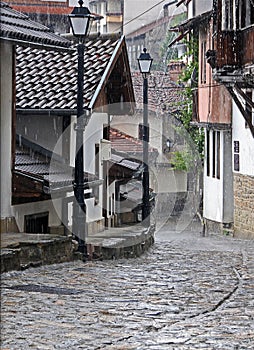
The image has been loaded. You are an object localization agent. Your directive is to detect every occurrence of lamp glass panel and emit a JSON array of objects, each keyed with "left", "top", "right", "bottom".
[
  {"left": 70, "top": 16, "right": 89, "bottom": 36},
  {"left": 138, "top": 60, "right": 152, "bottom": 73}
]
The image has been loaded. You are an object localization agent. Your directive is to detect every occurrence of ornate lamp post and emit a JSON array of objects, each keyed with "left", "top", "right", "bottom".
[
  {"left": 137, "top": 48, "right": 153, "bottom": 226},
  {"left": 68, "top": 0, "right": 95, "bottom": 259}
]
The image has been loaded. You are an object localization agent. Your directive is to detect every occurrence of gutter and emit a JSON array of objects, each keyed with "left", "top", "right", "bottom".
[
  {"left": 190, "top": 121, "right": 231, "bottom": 130},
  {"left": 0, "top": 36, "right": 73, "bottom": 52},
  {"left": 16, "top": 109, "right": 75, "bottom": 116},
  {"left": 45, "top": 179, "right": 104, "bottom": 194},
  {"left": 13, "top": 170, "right": 44, "bottom": 184}
]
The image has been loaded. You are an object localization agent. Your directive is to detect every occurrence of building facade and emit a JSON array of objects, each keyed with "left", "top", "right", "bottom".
[
  {"left": 212, "top": 0, "right": 254, "bottom": 237},
  {"left": 173, "top": 0, "right": 254, "bottom": 236},
  {"left": 0, "top": 1, "right": 71, "bottom": 232}
]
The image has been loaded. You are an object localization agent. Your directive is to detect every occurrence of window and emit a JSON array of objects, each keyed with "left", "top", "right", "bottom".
[
  {"left": 212, "top": 131, "right": 216, "bottom": 178},
  {"left": 207, "top": 130, "right": 220, "bottom": 179},
  {"left": 216, "top": 131, "right": 220, "bottom": 179},
  {"left": 245, "top": 90, "right": 253, "bottom": 128},
  {"left": 201, "top": 41, "right": 207, "bottom": 84},
  {"left": 239, "top": 0, "right": 254, "bottom": 28},
  {"left": 222, "top": 0, "right": 234, "bottom": 29},
  {"left": 25, "top": 212, "right": 49, "bottom": 233},
  {"left": 94, "top": 144, "right": 100, "bottom": 205},
  {"left": 206, "top": 129, "right": 210, "bottom": 176}
]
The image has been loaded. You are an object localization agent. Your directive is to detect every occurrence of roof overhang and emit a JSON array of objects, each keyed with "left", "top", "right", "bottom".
[
  {"left": 16, "top": 109, "right": 76, "bottom": 116},
  {"left": 0, "top": 36, "right": 72, "bottom": 51},
  {"left": 190, "top": 121, "right": 231, "bottom": 130},
  {"left": 0, "top": 2, "right": 71, "bottom": 51},
  {"left": 15, "top": 35, "right": 135, "bottom": 116},
  {"left": 89, "top": 35, "right": 136, "bottom": 115},
  {"left": 168, "top": 10, "right": 212, "bottom": 48},
  {"left": 169, "top": 10, "right": 212, "bottom": 32}
]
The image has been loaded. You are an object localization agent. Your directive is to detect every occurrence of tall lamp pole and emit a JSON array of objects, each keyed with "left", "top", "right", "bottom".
[
  {"left": 137, "top": 48, "right": 153, "bottom": 226},
  {"left": 68, "top": 0, "right": 95, "bottom": 259}
]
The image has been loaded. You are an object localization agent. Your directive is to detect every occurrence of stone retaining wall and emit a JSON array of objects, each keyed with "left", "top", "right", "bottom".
[
  {"left": 234, "top": 173, "right": 254, "bottom": 238},
  {"left": 1, "top": 236, "right": 75, "bottom": 273}
]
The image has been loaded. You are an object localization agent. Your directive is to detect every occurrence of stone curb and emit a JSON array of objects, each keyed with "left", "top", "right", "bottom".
[
  {"left": 87, "top": 225, "right": 155, "bottom": 260},
  {"left": 1, "top": 235, "right": 74, "bottom": 273},
  {"left": 1, "top": 225, "right": 155, "bottom": 272}
]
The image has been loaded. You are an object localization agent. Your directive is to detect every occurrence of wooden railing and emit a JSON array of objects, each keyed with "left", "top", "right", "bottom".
[
  {"left": 215, "top": 26, "right": 254, "bottom": 69},
  {"left": 240, "top": 26, "right": 254, "bottom": 66},
  {"left": 215, "top": 30, "right": 241, "bottom": 68}
]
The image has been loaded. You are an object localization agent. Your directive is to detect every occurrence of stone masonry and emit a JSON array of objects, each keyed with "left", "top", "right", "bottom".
[{"left": 234, "top": 173, "right": 254, "bottom": 238}]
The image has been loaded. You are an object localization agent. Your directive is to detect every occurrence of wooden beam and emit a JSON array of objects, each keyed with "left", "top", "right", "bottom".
[
  {"left": 227, "top": 86, "right": 254, "bottom": 137},
  {"left": 235, "top": 84, "right": 254, "bottom": 109}
]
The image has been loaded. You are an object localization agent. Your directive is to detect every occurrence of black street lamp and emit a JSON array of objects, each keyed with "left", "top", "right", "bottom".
[
  {"left": 68, "top": 0, "right": 95, "bottom": 259},
  {"left": 137, "top": 48, "right": 153, "bottom": 226}
]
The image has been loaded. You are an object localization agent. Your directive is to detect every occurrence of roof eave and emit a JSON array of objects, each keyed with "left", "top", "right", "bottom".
[
  {"left": 89, "top": 35, "right": 135, "bottom": 113},
  {"left": 170, "top": 10, "right": 212, "bottom": 32},
  {"left": 16, "top": 108, "right": 76, "bottom": 116},
  {"left": 0, "top": 36, "right": 72, "bottom": 51},
  {"left": 89, "top": 35, "right": 125, "bottom": 110}
]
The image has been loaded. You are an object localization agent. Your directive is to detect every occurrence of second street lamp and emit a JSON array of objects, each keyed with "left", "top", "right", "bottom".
[
  {"left": 137, "top": 48, "right": 153, "bottom": 226},
  {"left": 68, "top": 0, "right": 95, "bottom": 260}
]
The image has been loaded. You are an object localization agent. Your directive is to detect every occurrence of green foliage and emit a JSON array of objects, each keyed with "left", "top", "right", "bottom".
[
  {"left": 170, "top": 150, "right": 192, "bottom": 171},
  {"left": 159, "top": 12, "right": 187, "bottom": 65},
  {"left": 171, "top": 37, "right": 205, "bottom": 170}
]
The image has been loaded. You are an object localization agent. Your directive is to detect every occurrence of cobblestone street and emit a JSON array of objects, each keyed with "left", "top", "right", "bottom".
[{"left": 1, "top": 224, "right": 254, "bottom": 349}]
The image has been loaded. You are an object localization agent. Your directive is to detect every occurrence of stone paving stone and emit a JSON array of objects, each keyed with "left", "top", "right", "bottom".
[{"left": 1, "top": 228, "right": 254, "bottom": 349}]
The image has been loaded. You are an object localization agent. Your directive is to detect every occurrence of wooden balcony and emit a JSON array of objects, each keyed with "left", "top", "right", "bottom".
[
  {"left": 241, "top": 26, "right": 254, "bottom": 66},
  {"left": 215, "top": 26, "right": 254, "bottom": 69},
  {"left": 215, "top": 30, "right": 241, "bottom": 68}
]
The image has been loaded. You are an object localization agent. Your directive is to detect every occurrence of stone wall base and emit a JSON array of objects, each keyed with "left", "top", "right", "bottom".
[
  {"left": 0, "top": 217, "right": 19, "bottom": 233},
  {"left": 204, "top": 218, "right": 234, "bottom": 236},
  {"left": 87, "top": 218, "right": 105, "bottom": 235},
  {"left": 234, "top": 173, "right": 254, "bottom": 239},
  {"left": 120, "top": 211, "right": 137, "bottom": 224},
  {"left": 1, "top": 235, "right": 74, "bottom": 273}
]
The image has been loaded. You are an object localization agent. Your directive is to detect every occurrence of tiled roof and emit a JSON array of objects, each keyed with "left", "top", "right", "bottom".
[
  {"left": 109, "top": 127, "right": 158, "bottom": 155},
  {"left": 4, "top": 0, "right": 71, "bottom": 15},
  {"left": 132, "top": 71, "right": 185, "bottom": 114},
  {"left": 111, "top": 154, "right": 141, "bottom": 171},
  {"left": 0, "top": 2, "right": 71, "bottom": 48},
  {"left": 15, "top": 35, "right": 122, "bottom": 110},
  {"left": 15, "top": 147, "right": 99, "bottom": 192}
]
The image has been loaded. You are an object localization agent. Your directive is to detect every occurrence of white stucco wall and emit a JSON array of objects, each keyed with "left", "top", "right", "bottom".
[
  {"left": 84, "top": 112, "right": 108, "bottom": 173},
  {"left": 0, "top": 42, "right": 13, "bottom": 219},
  {"left": 123, "top": 0, "right": 185, "bottom": 36},
  {"left": 203, "top": 129, "right": 234, "bottom": 223},
  {"left": 12, "top": 199, "right": 62, "bottom": 232},
  {"left": 109, "top": 181, "right": 116, "bottom": 216},
  {"left": 83, "top": 112, "right": 107, "bottom": 221},
  {"left": 188, "top": 0, "right": 213, "bottom": 19},
  {"left": 152, "top": 168, "right": 187, "bottom": 194},
  {"left": 232, "top": 98, "right": 254, "bottom": 176},
  {"left": 204, "top": 173, "right": 224, "bottom": 223}
]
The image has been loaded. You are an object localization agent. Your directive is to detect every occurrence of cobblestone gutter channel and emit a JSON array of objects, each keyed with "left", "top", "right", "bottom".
[{"left": 1, "top": 229, "right": 253, "bottom": 349}]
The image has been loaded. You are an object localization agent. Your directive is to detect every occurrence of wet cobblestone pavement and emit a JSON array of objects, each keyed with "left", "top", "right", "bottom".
[{"left": 1, "top": 225, "right": 254, "bottom": 349}]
